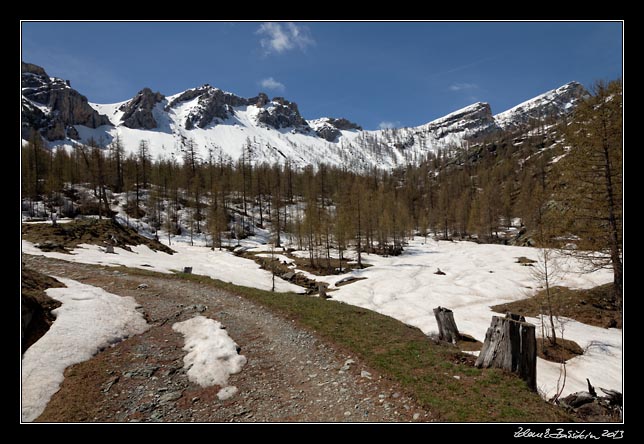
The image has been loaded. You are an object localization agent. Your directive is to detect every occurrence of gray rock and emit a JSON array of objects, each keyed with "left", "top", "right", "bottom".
[
  {"left": 119, "top": 88, "right": 165, "bottom": 129},
  {"left": 159, "top": 390, "right": 183, "bottom": 405},
  {"left": 21, "top": 62, "right": 112, "bottom": 141},
  {"left": 561, "top": 391, "right": 595, "bottom": 408},
  {"left": 257, "top": 97, "right": 310, "bottom": 130}
]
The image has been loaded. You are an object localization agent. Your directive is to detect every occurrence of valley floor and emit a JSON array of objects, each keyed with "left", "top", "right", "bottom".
[
  {"left": 22, "top": 254, "right": 430, "bottom": 423},
  {"left": 22, "top": 232, "right": 621, "bottom": 402}
]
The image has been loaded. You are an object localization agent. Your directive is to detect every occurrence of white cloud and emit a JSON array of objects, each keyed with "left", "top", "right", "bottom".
[
  {"left": 259, "top": 77, "right": 285, "bottom": 92},
  {"left": 378, "top": 121, "right": 400, "bottom": 130},
  {"left": 448, "top": 82, "right": 478, "bottom": 92},
  {"left": 257, "top": 22, "right": 315, "bottom": 55}
]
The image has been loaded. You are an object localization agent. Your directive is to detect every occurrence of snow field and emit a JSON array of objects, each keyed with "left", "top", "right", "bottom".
[{"left": 21, "top": 278, "right": 149, "bottom": 422}]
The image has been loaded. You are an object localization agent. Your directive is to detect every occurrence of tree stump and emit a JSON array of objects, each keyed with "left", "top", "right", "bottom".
[
  {"left": 105, "top": 245, "right": 115, "bottom": 254},
  {"left": 433, "top": 306, "right": 460, "bottom": 344},
  {"left": 318, "top": 283, "right": 329, "bottom": 299},
  {"left": 475, "top": 313, "right": 537, "bottom": 391}
]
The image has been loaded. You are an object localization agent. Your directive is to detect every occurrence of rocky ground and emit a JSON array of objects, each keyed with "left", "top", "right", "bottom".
[{"left": 23, "top": 254, "right": 433, "bottom": 423}]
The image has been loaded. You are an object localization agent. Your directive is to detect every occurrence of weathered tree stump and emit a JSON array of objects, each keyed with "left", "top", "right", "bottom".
[
  {"left": 475, "top": 313, "right": 537, "bottom": 391},
  {"left": 433, "top": 306, "right": 460, "bottom": 344},
  {"left": 105, "top": 245, "right": 115, "bottom": 254},
  {"left": 183, "top": 267, "right": 192, "bottom": 274}
]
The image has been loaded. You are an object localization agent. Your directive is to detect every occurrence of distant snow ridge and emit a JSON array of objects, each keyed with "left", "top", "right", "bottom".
[
  {"left": 172, "top": 316, "right": 247, "bottom": 391},
  {"left": 21, "top": 61, "right": 586, "bottom": 170},
  {"left": 21, "top": 278, "right": 149, "bottom": 422}
]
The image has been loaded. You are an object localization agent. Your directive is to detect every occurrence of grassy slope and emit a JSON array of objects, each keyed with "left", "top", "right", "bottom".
[
  {"left": 492, "top": 284, "right": 621, "bottom": 329},
  {"left": 121, "top": 267, "right": 571, "bottom": 422}
]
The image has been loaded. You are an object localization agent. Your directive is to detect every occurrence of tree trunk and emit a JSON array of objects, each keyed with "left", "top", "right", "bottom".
[
  {"left": 433, "top": 306, "right": 460, "bottom": 344},
  {"left": 475, "top": 313, "right": 537, "bottom": 391}
]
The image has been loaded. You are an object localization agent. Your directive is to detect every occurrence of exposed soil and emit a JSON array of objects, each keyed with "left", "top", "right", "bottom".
[
  {"left": 22, "top": 219, "right": 175, "bottom": 255},
  {"left": 491, "top": 284, "right": 621, "bottom": 329},
  {"left": 23, "top": 254, "right": 432, "bottom": 423},
  {"left": 21, "top": 267, "right": 65, "bottom": 353},
  {"left": 537, "top": 337, "right": 584, "bottom": 363}
]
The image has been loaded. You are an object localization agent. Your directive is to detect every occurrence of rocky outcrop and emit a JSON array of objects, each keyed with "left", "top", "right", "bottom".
[
  {"left": 424, "top": 102, "right": 499, "bottom": 140},
  {"left": 257, "top": 97, "right": 309, "bottom": 130},
  {"left": 310, "top": 117, "right": 362, "bottom": 141},
  {"left": 495, "top": 82, "right": 587, "bottom": 131},
  {"left": 119, "top": 88, "right": 165, "bottom": 129},
  {"left": 21, "top": 62, "right": 112, "bottom": 141},
  {"left": 170, "top": 85, "right": 249, "bottom": 130}
]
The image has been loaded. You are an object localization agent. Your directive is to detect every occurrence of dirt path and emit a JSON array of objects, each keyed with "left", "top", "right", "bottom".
[{"left": 23, "top": 254, "right": 433, "bottom": 423}]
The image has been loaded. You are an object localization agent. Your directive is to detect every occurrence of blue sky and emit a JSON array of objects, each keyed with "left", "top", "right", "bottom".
[{"left": 21, "top": 21, "right": 622, "bottom": 130}]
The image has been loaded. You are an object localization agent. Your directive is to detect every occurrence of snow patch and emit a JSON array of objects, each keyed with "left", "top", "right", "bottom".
[
  {"left": 172, "top": 316, "right": 247, "bottom": 388},
  {"left": 21, "top": 278, "right": 149, "bottom": 422},
  {"left": 217, "top": 386, "right": 239, "bottom": 400}
]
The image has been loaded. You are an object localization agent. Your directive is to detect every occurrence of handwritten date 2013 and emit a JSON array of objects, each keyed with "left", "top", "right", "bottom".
[{"left": 514, "top": 427, "right": 624, "bottom": 439}]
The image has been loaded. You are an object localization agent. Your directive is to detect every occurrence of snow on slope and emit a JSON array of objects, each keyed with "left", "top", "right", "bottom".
[
  {"left": 494, "top": 82, "right": 585, "bottom": 130},
  {"left": 21, "top": 278, "right": 148, "bottom": 422},
  {"left": 307, "top": 238, "right": 619, "bottom": 399},
  {"left": 81, "top": 99, "right": 492, "bottom": 170},
  {"left": 21, "top": 240, "right": 302, "bottom": 293}
]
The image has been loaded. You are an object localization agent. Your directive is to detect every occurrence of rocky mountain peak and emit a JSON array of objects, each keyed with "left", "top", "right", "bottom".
[
  {"left": 495, "top": 81, "right": 587, "bottom": 130},
  {"left": 119, "top": 88, "right": 165, "bottom": 130},
  {"left": 21, "top": 61, "right": 111, "bottom": 141},
  {"left": 22, "top": 61, "right": 48, "bottom": 78}
]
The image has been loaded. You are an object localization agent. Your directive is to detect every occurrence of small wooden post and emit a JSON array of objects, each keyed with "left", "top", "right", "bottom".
[
  {"left": 475, "top": 313, "right": 537, "bottom": 391},
  {"left": 433, "top": 306, "right": 460, "bottom": 344}
]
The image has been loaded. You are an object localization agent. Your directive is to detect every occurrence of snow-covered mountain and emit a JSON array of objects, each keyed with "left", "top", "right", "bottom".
[{"left": 21, "top": 61, "right": 586, "bottom": 169}]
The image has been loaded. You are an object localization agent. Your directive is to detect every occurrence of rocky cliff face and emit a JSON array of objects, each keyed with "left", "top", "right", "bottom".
[
  {"left": 424, "top": 102, "right": 499, "bottom": 140},
  {"left": 119, "top": 88, "right": 165, "bottom": 129},
  {"left": 21, "top": 62, "right": 111, "bottom": 141},
  {"left": 256, "top": 97, "right": 310, "bottom": 131},
  {"left": 495, "top": 82, "right": 587, "bottom": 131}
]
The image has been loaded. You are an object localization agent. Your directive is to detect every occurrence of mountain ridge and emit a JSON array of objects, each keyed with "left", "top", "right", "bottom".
[{"left": 21, "top": 61, "right": 586, "bottom": 169}]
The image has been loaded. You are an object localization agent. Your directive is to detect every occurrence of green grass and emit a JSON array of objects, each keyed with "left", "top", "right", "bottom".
[{"left": 116, "top": 267, "right": 572, "bottom": 422}]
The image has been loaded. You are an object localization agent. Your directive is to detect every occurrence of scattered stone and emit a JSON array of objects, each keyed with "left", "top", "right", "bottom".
[
  {"left": 360, "top": 370, "right": 372, "bottom": 379},
  {"left": 344, "top": 411, "right": 351, "bottom": 417},
  {"left": 102, "top": 377, "right": 119, "bottom": 393},
  {"left": 413, "top": 413, "right": 421, "bottom": 420},
  {"left": 137, "top": 283, "right": 149, "bottom": 289},
  {"left": 453, "top": 375, "right": 461, "bottom": 380},
  {"left": 434, "top": 268, "right": 446, "bottom": 275},
  {"left": 158, "top": 390, "right": 183, "bottom": 405},
  {"left": 516, "top": 256, "right": 537, "bottom": 266}
]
